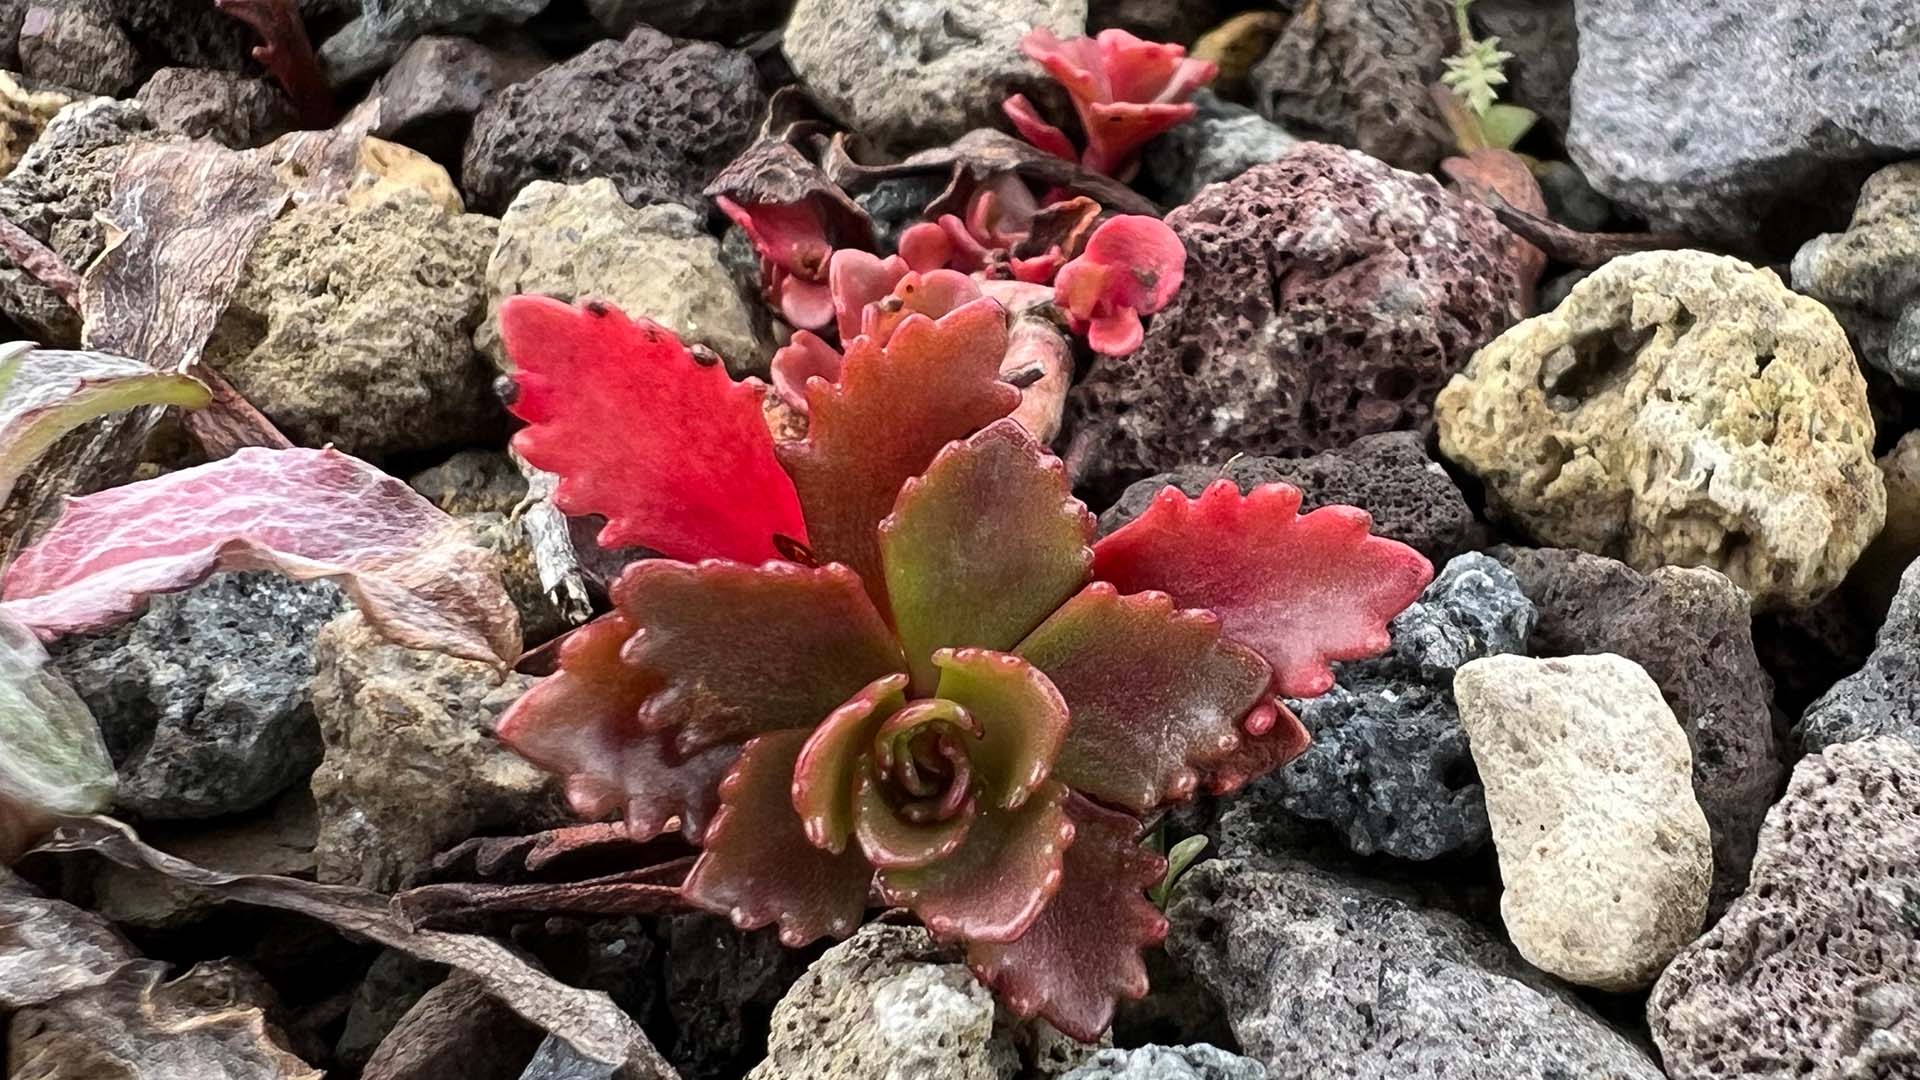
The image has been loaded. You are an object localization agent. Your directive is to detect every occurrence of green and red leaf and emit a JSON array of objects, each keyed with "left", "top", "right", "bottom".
[
  {"left": 876, "top": 779, "right": 1072, "bottom": 944},
  {"left": 967, "top": 794, "right": 1166, "bottom": 1042},
  {"left": 681, "top": 728, "right": 875, "bottom": 946},
  {"left": 931, "top": 648, "right": 1068, "bottom": 812},
  {"left": 792, "top": 673, "right": 910, "bottom": 854},
  {"left": 499, "top": 296, "right": 808, "bottom": 563},
  {"left": 852, "top": 768, "right": 977, "bottom": 870},
  {"left": 880, "top": 420, "right": 1093, "bottom": 693},
  {"left": 1091, "top": 481, "right": 1433, "bottom": 698},
  {"left": 1015, "top": 582, "right": 1272, "bottom": 813},
  {"left": 778, "top": 299, "right": 1018, "bottom": 614}
]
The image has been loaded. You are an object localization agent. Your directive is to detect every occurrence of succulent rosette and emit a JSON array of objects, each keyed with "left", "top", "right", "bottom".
[{"left": 493, "top": 293, "right": 1432, "bottom": 1038}]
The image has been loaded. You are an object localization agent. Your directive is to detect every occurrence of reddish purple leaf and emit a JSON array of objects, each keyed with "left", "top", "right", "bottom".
[
  {"left": 930, "top": 648, "right": 1069, "bottom": 812},
  {"left": 778, "top": 299, "right": 1019, "bottom": 614},
  {"left": 2, "top": 447, "right": 522, "bottom": 666},
  {"left": 1092, "top": 481, "right": 1434, "bottom": 698},
  {"left": 875, "top": 778, "right": 1072, "bottom": 944},
  {"left": 499, "top": 296, "right": 809, "bottom": 564},
  {"left": 968, "top": 794, "right": 1166, "bottom": 1042},
  {"left": 1191, "top": 697, "right": 1312, "bottom": 798},
  {"left": 852, "top": 767, "right": 976, "bottom": 870},
  {"left": 609, "top": 559, "right": 907, "bottom": 754},
  {"left": 1014, "top": 582, "right": 1272, "bottom": 813},
  {"left": 879, "top": 420, "right": 1093, "bottom": 693},
  {"left": 494, "top": 613, "right": 736, "bottom": 842},
  {"left": 792, "top": 673, "right": 910, "bottom": 854},
  {"left": 682, "top": 728, "right": 875, "bottom": 946}
]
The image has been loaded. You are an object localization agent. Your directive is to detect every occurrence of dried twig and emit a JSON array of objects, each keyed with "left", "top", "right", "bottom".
[{"left": 1475, "top": 189, "right": 1698, "bottom": 268}]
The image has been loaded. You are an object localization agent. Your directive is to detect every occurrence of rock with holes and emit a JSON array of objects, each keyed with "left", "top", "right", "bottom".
[
  {"left": 1165, "top": 858, "right": 1666, "bottom": 1079},
  {"left": 136, "top": 68, "right": 297, "bottom": 149},
  {"left": 1062, "top": 1044, "right": 1267, "bottom": 1080},
  {"left": 1436, "top": 250, "right": 1883, "bottom": 610},
  {"left": 1140, "top": 91, "right": 1298, "bottom": 208},
  {"left": 321, "top": 0, "right": 549, "bottom": 82},
  {"left": 1650, "top": 737, "right": 1920, "bottom": 1079},
  {"left": 1455, "top": 654, "right": 1712, "bottom": 991},
  {"left": 372, "top": 36, "right": 546, "bottom": 173},
  {"left": 784, "top": 0, "right": 1085, "bottom": 157},
  {"left": 462, "top": 26, "right": 764, "bottom": 215},
  {"left": 1221, "top": 553, "right": 1534, "bottom": 863},
  {"left": 1494, "top": 547, "right": 1780, "bottom": 919},
  {"left": 17, "top": 0, "right": 138, "bottom": 96},
  {"left": 1792, "top": 161, "right": 1920, "bottom": 390},
  {"left": 1067, "top": 143, "right": 1525, "bottom": 498}
]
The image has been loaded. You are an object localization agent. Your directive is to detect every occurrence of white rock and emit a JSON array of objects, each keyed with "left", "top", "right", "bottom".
[{"left": 1453, "top": 653, "right": 1711, "bottom": 990}]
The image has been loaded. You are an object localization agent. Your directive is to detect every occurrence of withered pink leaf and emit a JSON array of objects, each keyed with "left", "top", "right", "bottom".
[
  {"left": 778, "top": 299, "right": 1019, "bottom": 613},
  {"left": 500, "top": 296, "right": 809, "bottom": 563},
  {"left": 879, "top": 420, "right": 1093, "bottom": 692},
  {"left": 494, "top": 613, "right": 736, "bottom": 842},
  {"left": 1014, "top": 582, "right": 1271, "bottom": 812},
  {"left": 1, "top": 447, "right": 522, "bottom": 666},
  {"left": 930, "top": 648, "right": 1069, "bottom": 812},
  {"left": 0, "top": 344, "right": 211, "bottom": 505},
  {"left": 1092, "top": 481, "right": 1434, "bottom": 698},
  {"left": 875, "top": 778, "right": 1071, "bottom": 944},
  {"left": 792, "top": 673, "right": 910, "bottom": 854},
  {"left": 0, "top": 610, "right": 115, "bottom": 863},
  {"left": 682, "top": 728, "right": 875, "bottom": 946},
  {"left": 0, "top": 870, "right": 136, "bottom": 1008},
  {"left": 605, "top": 559, "right": 907, "bottom": 754},
  {"left": 967, "top": 794, "right": 1166, "bottom": 1042}
]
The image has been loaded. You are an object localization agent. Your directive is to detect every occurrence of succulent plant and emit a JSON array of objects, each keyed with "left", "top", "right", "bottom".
[
  {"left": 1004, "top": 28, "right": 1218, "bottom": 180},
  {"left": 492, "top": 290, "right": 1433, "bottom": 1038}
]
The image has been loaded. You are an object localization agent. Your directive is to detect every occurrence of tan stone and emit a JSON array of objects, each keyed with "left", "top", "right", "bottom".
[
  {"left": 0, "top": 72, "right": 71, "bottom": 178},
  {"left": 1454, "top": 653, "right": 1712, "bottom": 991},
  {"left": 1846, "top": 429, "right": 1920, "bottom": 621},
  {"left": 1436, "top": 250, "right": 1884, "bottom": 608}
]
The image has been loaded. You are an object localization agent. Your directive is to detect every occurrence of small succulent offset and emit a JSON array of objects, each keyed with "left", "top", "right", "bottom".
[
  {"left": 1439, "top": 0, "right": 1537, "bottom": 152},
  {"left": 493, "top": 288, "right": 1433, "bottom": 1038},
  {"left": 1004, "top": 28, "right": 1219, "bottom": 180}
]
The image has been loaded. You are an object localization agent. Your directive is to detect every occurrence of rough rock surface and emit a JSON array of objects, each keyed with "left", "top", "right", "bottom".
[
  {"left": 1455, "top": 654, "right": 1713, "bottom": 990},
  {"left": 360, "top": 974, "right": 542, "bottom": 1080},
  {"left": 748, "top": 924, "right": 1017, "bottom": 1080},
  {"left": 1495, "top": 548, "right": 1781, "bottom": 917},
  {"left": 204, "top": 190, "right": 504, "bottom": 461},
  {"left": 1166, "top": 858, "right": 1665, "bottom": 1079},
  {"left": 17, "top": 0, "right": 137, "bottom": 96},
  {"left": 108, "top": 0, "right": 254, "bottom": 73},
  {"left": 1230, "top": 554, "right": 1533, "bottom": 862},
  {"left": 1792, "top": 162, "right": 1920, "bottom": 389},
  {"left": 1650, "top": 738, "right": 1920, "bottom": 1080},
  {"left": 373, "top": 35, "right": 546, "bottom": 174},
  {"left": 585, "top": 0, "right": 789, "bottom": 37},
  {"left": 1568, "top": 0, "right": 1920, "bottom": 249},
  {"left": 322, "top": 0, "right": 548, "bottom": 82},
  {"left": 660, "top": 915, "right": 818, "bottom": 1080},
  {"left": 86, "top": 793, "right": 317, "bottom": 928},
  {"left": 463, "top": 27, "right": 764, "bottom": 215},
  {"left": 309, "top": 612, "right": 560, "bottom": 891},
  {"left": 0, "top": 97, "right": 154, "bottom": 345},
  {"left": 1436, "top": 250, "right": 1884, "bottom": 610},
  {"left": 50, "top": 573, "right": 347, "bottom": 822},
  {"left": 1848, "top": 430, "right": 1920, "bottom": 622},
  {"left": 1141, "top": 91, "right": 1298, "bottom": 207},
  {"left": 136, "top": 68, "right": 297, "bottom": 148},
  {"left": 1801, "top": 557, "right": 1920, "bottom": 753},
  {"left": 1098, "top": 430, "right": 1475, "bottom": 564},
  {"left": 784, "top": 0, "right": 1084, "bottom": 156},
  {"left": 1062, "top": 1045, "right": 1267, "bottom": 1080},
  {"left": 477, "top": 178, "right": 771, "bottom": 374},
  {"left": 1068, "top": 144, "right": 1525, "bottom": 497},
  {"left": 1248, "top": 0, "right": 1452, "bottom": 172}
]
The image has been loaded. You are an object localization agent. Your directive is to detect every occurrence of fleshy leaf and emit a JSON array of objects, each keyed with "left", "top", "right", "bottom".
[
  {"left": 1016, "top": 28, "right": 1217, "bottom": 177},
  {"left": 681, "top": 729, "right": 875, "bottom": 946},
  {"left": 1, "top": 447, "right": 522, "bottom": 666},
  {"left": 0, "top": 344, "right": 212, "bottom": 505},
  {"left": 769, "top": 330, "right": 843, "bottom": 414},
  {"left": 875, "top": 778, "right": 1072, "bottom": 944},
  {"left": 967, "top": 794, "right": 1166, "bottom": 1041},
  {"left": 852, "top": 767, "right": 976, "bottom": 870},
  {"left": 1189, "top": 697, "right": 1312, "bottom": 798},
  {"left": 499, "top": 296, "right": 808, "bottom": 563},
  {"left": 792, "top": 673, "right": 910, "bottom": 853},
  {"left": 1015, "top": 582, "right": 1272, "bottom": 812},
  {"left": 931, "top": 648, "right": 1068, "bottom": 811},
  {"left": 1053, "top": 216, "right": 1186, "bottom": 357},
  {"left": 1001, "top": 94, "right": 1078, "bottom": 162},
  {"left": 859, "top": 271, "right": 984, "bottom": 346},
  {"left": 0, "top": 610, "right": 114, "bottom": 861},
  {"left": 494, "top": 613, "right": 736, "bottom": 842},
  {"left": 610, "top": 559, "right": 907, "bottom": 754},
  {"left": 1092, "top": 481, "right": 1434, "bottom": 698},
  {"left": 880, "top": 420, "right": 1093, "bottom": 692},
  {"left": 827, "top": 249, "right": 909, "bottom": 341},
  {"left": 778, "top": 299, "right": 1019, "bottom": 612}
]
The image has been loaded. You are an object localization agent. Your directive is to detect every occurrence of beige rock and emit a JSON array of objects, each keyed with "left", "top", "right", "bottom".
[
  {"left": 1454, "top": 653, "right": 1712, "bottom": 991},
  {"left": 345, "top": 136, "right": 464, "bottom": 213},
  {"left": 0, "top": 72, "right": 70, "bottom": 178},
  {"left": 1846, "top": 429, "right": 1920, "bottom": 621},
  {"left": 1435, "top": 250, "right": 1884, "bottom": 609},
  {"left": 476, "top": 177, "right": 770, "bottom": 375}
]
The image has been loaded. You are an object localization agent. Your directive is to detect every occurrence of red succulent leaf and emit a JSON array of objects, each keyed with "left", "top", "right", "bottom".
[
  {"left": 853, "top": 766, "right": 977, "bottom": 870},
  {"left": 1092, "top": 481, "right": 1434, "bottom": 698},
  {"left": 214, "top": 0, "right": 334, "bottom": 128},
  {"left": 1015, "top": 28, "right": 1216, "bottom": 177},
  {"left": 827, "top": 249, "right": 910, "bottom": 340},
  {"left": 715, "top": 197, "right": 832, "bottom": 282},
  {"left": 967, "top": 794, "right": 1166, "bottom": 1042},
  {"left": 495, "top": 613, "right": 735, "bottom": 841},
  {"left": 1002, "top": 93, "right": 1078, "bottom": 162},
  {"left": 936, "top": 214, "right": 996, "bottom": 273},
  {"left": 1191, "top": 697, "right": 1312, "bottom": 797},
  {"left": 777, "top": 272, "right": 836, "bottom": 332},
  {"left": 1054, "top": 215, "right": 1186, "bottom": 356},
  {"left": 778, "top": 299, "right": 1019, "bottom": 614},
  {"left": 682, "top": 729, "right": 875, "bottom": 946},
  {"left": 769, "top": 330, "right": 844, "bottom": 414},
  {"left": 875, "top": 778, "right": 1072, "bottom": 944},
  {"left": 609, "top": 559, "right": 907, "bottom": 754},
  {"left": 897, "top": 223, "right": 953, "bottom": 273},
  {"left": 860, "top": 270, "right": 984, "bottom": 346},
  {"left": 1014, "top": 582, "right": 1272, "bottom": 812},
  {"left": 500, "top": 296, "right": 808, "bottom": 564},
  {"left": 931, "top": 648, "right": 1069, "bottom": 811},
  {"left": 1080, "top": 100, "right": 1200, "bottom": 177},
  {"left": 879, "top": 420, "right": 1092, "bottom": 692},
  {"left": 792, "top": 673, "right": 910, "bottom": 853},
  {"left": 966, "top": 175, "right": 1042, "bottom": 249}
]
